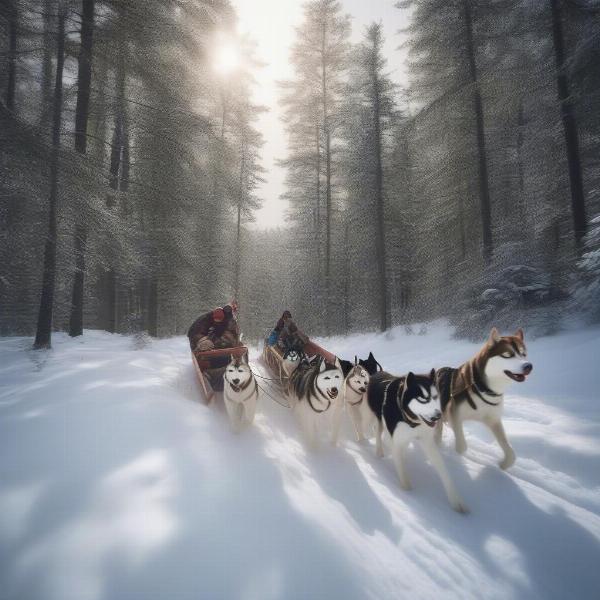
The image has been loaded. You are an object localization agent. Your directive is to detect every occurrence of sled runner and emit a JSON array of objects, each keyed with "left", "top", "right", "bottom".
[{"left": 192, "top": 346, "right": 249, "bottom": 404}]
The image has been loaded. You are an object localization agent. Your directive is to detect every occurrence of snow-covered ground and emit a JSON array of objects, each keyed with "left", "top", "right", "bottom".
[{"left": 1, "top": 323, "right": 599, "bottom": 600}]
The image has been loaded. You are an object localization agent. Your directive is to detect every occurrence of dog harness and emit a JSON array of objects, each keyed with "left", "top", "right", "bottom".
[
  {"left": 437, "top": 363, "right": 502, "bottom": 412},
  {"left": 383, "top": 377, "right": 420, "bottom": 429},
  {"left": 308, "top": 383, "right": 332, "bottom": 413}
]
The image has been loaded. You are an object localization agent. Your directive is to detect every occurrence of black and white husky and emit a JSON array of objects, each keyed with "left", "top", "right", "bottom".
[
  {"left": 368, "top": 369, "right": 468, "bottom": 513},
  {"left": 339, "top": 352, "right": 383, "bottom": 378},
  {"left": 223, "top": 353, "right": 259, "bottom": 433},
  {"left": 331, "top": 361, "right": 372, "bottom": 446},
  {"left": 288, "top": 355, "right": 344, "bottom": 448},
  {"left": 435, "top": 328, "right": 533, "bottom": 470}
]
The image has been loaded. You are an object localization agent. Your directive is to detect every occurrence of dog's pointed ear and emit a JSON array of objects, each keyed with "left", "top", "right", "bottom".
[
  {"left": 230, "top": 354, "right": 236, "bottom": 363},
  {"left": 406, "top": 372, "right": 416, "bottom": 387},
  {"left": 242, "top": 352, "right": 249, "bottom": 364},
  {"left": 319, "top": 357, "right": 327, "bottom": 372},
  {"left": 515, "top": 328, "right": 524, "bottom": 341},
  {"left": 354, "top": 355, "right": 358, "bottom": 366},
  {"left": 430, "top": 368, "right": 436, "bottom": 381},
  {"left": 334, "top": 357, "right": 342, "bottom": 371},
  {"left": 488, "top": 327, "right": 500, "bottom": 345}
]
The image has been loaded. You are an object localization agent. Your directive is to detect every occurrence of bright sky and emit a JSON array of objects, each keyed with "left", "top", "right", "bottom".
[{"left": 229, "top": 0, "right": 409, "bottom": 229}]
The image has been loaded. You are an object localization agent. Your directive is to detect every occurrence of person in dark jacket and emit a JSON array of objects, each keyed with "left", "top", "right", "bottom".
[
  {"left": 278, "top": 319, "right": 308, "bottom": 357},
  {"left": 188, "top": 304, "right": 240, "bottom": 352},
  {"left": 267, "top": 310, "right": 292, "bottom": 346}
]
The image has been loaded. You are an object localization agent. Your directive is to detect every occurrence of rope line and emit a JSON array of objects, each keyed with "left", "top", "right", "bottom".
[
  {"left": 255, "top": 380, "right": 290, "bottom": 409},
  {"left": 248, "top": 361, "right": 291, "bottom": 408}
]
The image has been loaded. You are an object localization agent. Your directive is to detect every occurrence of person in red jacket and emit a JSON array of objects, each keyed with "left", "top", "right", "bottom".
[{"left": 187, "top": 303, "right": 240, "bottom": 352}]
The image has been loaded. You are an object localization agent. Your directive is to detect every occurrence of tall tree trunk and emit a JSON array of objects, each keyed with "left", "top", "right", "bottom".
[
  {"left": 109, "top": 43, "right": 127, "bottom": 193},
  {"left": 5, "top": 0, "right": 17, "bottom": 110},
  {"left": 458, "top": 192, "right": 467, "bottom": 260},
  {"left": 34, "top": 6, "right": 66, "bottom": 349},
  {"left": 234, "top": 136, "right": 246, "bottom": 299},
  {"left": 321, "top": 23, "right": 332, "bottom": 332},
  {"left": 463, "top": 0, "right": 493, "bottom": 262},
  {"left": 102, "top": 41, "right": 128, "bottom": 332},
  {"left": 148, "top": 278, "right": 158, "bottom": 337},
  {"left": 343, "top": 220, "right": 350, "bottom": 334},
  {"left": 68, "top": 226, "right": 87, "bottom": 336},
  {"left": 550, "top": 0, "right": 587, "bottom": 248},
  {"left": 69, "top": 0, "right": 95, "bottom": 337},
  {"left": 106, "top": 269, "right": 117, "bottom": 333},
  {"left": 314, "top": 119, "right": 321, "bottom": 259},
  {"left": 74, "top": 0, "right": 94, "bottom": 153},
  {"left": 371, "top": 51, "right": 389, "bottom": 332},
  {"left": 516, "top": 101, "right": 527, "bottom": 227},
  {"left": 39, "top": 0, "right": 54, "bottom": 125}
]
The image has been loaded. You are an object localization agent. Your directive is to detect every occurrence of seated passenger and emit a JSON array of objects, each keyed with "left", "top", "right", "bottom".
[
  {"left": 188, "top": 302, "right": 240, "bottom": 353},
  {"left": 267, "top": 310, "right": 292, "bottom": 346},
  {"left": 278, "top": 317, "right": 308, "bottom": 359}
]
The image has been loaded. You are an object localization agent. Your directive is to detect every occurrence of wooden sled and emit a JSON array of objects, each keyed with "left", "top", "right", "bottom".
[
  {"left": 261, "top": 338, "right": 337, "bottom": 389},
  {"left": 191, "top": 346, "right": 248, "bottom": 404}
]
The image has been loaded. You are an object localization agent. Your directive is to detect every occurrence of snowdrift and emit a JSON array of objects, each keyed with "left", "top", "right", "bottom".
[{"left": 1, "top": 323, "right": 599, "bottom": 600}]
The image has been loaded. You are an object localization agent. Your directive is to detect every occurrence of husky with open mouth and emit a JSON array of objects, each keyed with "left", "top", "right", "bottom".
[
  {"left": 435, "top": 328, "right": 533, "bottom": 470},
  {"left": 223, "top": 352, "right": 259, "bottom": 433},
  {"left": 367, "top": 369, "right": 468, "bottom": 513},
  {"left": 288, "top": 355, "right": 344, "bottom": 448},
  {"left": 331, "top": 360, "right": 372, "bottom": 446},
  {"left": 368, "top": 369, "right": 468, "bottom": 513}
]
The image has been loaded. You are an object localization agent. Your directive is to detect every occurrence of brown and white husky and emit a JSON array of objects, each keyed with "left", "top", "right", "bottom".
[{"left": 435, "top": 328, "right": 533, "bottom": 469}]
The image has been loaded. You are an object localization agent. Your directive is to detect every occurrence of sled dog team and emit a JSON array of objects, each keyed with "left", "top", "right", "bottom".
[{"left": 220, "top": 327, "right": 532, "bottom": 513}]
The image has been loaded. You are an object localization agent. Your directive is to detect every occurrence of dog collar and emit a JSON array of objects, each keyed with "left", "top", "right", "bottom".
[{"left": 228, "top": 376, "right": 253, "bottom": 394}]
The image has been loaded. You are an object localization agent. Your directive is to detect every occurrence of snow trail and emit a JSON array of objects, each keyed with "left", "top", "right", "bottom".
[{"left": 1, "top": 325, "right": 599, "bottom": 600}]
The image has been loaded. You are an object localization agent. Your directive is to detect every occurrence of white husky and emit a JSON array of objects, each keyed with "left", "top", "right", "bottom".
[
  {"left": 288, "top": 356, "right": 344, "bottom": 449},
  {"left": 331, "top": 362, "right": 372, "bottom": 446},
  {"left": 223, "top": 353, "right": 259, "bottom": 433}
]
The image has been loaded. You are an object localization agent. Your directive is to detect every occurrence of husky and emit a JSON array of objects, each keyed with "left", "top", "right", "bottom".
[
  {"left": 223, "top": 352, "right": 259, "bottom": 433},
  {"left": 359, "top": 352, "right": 383, "bottom": 376},
  {"left": 288, "top": 355, "right": 344, "bottom": 448},
  {"left": 282, "top": 349, "right": 304, "bottom": 378},
  {"left": 368, "top": 369, "right": 467, "bottom": 513},
  {"left": 331, "top": 360, "right": 372, "bottom": 446},
  {"left": 339, "top": 351, "right": 383, "bottom": 378},
  {"left": 435, "top": 328, "right": 533, "bottom": 470}
]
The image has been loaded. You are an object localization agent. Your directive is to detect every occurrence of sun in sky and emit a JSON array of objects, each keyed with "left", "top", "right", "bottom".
[
  {"left": 228, "top": 0, "right": 408, "bottom": 230},
  {"left": 214, "top": 43, "right": 240, "bottom": 74}
]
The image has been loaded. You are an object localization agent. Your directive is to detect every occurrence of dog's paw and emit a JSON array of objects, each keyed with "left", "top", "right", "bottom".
[{"left": 500, "top": 451, "right": 516, "bottom": 470}]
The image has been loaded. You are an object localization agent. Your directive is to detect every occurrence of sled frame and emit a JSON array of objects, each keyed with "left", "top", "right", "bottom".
[{"left": 192, "top": 346, "right": 248, "bottom": 404}]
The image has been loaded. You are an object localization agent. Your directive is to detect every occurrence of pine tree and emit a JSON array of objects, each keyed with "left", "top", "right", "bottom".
[
  {"left": 343, "top": 23, "right": 398, "bottom": 331},
  {"left": 280, "top": 0, "right": 351, "bottom": 331},
  {"left": 573, "top": 214, "right": 600, "bottom": 322}
]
